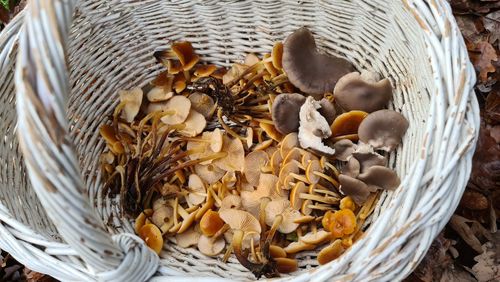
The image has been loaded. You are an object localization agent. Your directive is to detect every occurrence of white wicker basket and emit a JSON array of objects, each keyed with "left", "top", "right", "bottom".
[{"left": 0, "top": 0, "right": 479, "bottom": 281}]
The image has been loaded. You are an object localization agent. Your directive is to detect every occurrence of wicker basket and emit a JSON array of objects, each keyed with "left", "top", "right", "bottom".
[{"left": 0, "top": 0, "right": 479, "bottom": 281}]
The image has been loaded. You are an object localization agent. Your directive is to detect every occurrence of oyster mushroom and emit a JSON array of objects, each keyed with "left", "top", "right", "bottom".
[
  {"left": 342, "top": 157, "right": 361, "bottom": 178},
  {"left": 318, "top": 98, "right": 336, "bottom": 125},
  {"left": 265, "top": 199, "right": 301, "bottom": 234},
  {"left": 159, "top": 95, "right": 192, "bottom": 125},
  {"left": 333, "top": 71, "right": 392, "bottom": 113},
  {"left": 358, "top": 109, "right": 409, "bottom": 151},
  {"left": 282, "top": 27, "right": 354, "bottom": 99},
  {"left": 339, "top": 174, "right": 372, "bottom": 205},
  {"left": 352, "top": 143, "right": 387, "bottom": 173},
  {"left": 298, "top": 97, "right": 335, "bottom": 155},
  {"left": 332, "top": 139, "right": 357, "bottom": 161},
  {"left": 119, "top": 87, "right": 143, "bottom": 122},
  {"left": 175, "top": 227, "right": 200, "bottom": 248},
  {"left": 271, "top": 93, "right": 306, "bottom": 134},
  {"left": 357, "top": 165, "right": 401, "bottom": 190}
]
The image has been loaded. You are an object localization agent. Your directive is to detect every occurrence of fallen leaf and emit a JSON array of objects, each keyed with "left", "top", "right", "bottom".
[
  {"left": 485, "top": 91, "right": 500, "bottom": 123},
  {"left": 408, "top": 233, "right": 453, "bottom": 282},
  {"left": 470, "top": 41, "right": 498, "bottom": 82},
  {"left": 450, "top": 0, "right": 500, "bottom": 14},
  {"left": 460, "top": 190, "right": 489, "bottom": 210},
  {"left": 440, "top": 266, "right": 475, "bottom": 282},
  {"left": 470, "top": 240, "right": 500, "bottom": 282},
  {"left": 484, "top": 10, "right": 500, "bottom": 45},
  {"left": 470, "top": 120, "right": 500, "bottom": 194}
]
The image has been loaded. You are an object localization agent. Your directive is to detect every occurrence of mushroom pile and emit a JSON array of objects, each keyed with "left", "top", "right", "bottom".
[{"left": 99, "top": 26, "right": 408, "bottom": 278}]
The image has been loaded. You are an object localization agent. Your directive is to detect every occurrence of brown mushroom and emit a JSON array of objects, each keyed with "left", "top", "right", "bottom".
[
  {"left": 352, "top": 143, "right": 387, "bottom": 173},
  {"left": 318, "top": 98, "right": 336, "bottom": 125},
  {"left": 271, "top": 93, "right": 306, "bottom": 134},
  {"left": 332, "top": 139, "right": 357, "bottom": 161},
  {"left": 188, "top": 92, "right": 216, "bottom": 118},
  {"left": 179, "top": 110, "right": 207, "bottom": 137},
  {"left": 300, "top": 229, "right": 331, "bottom": 245},
  {"left": 282, "top": 27, "right": 354, "bottom": 99},
  {"left": 171, "top": 41, "right": 200, "bottom": 71},
  {"left": 342, "top": 156, "right": 361, "bottom": 178},
  {"left": 317, "top": 239, "right": 345, "bottom": 265},
  {"left": 175, "top": 227, "right": 200, "bottom": 248},
  {"left": 339, "top": 174, "right": 372, "bottom": 205},
  {"left": 264, "top": 199, "right": 301, "bottom": 234},
  {"left": 333, "top": 71, "right": 392, "bottom": 113},
  {"left": 194, "top": 164, "right": 225, "bottom": 184},
  {"left": 197, "top": 234, "right": 225, "bottom": 257},
  {"left": 243, "top": 150, "right": 270, "bottom": 186},
  {"left": 357, "top": 165, "right": 401, "bottom": 190},
  {"left": 358, "top": 110, "right": 409, "bottom": 151},
  {"left": 275, "top": 258, "right": 298, "bottom": 274}
]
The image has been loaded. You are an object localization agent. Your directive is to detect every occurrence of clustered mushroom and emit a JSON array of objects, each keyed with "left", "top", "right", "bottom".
[{"left": 100, "top": 26, "right": 409, "bottom": 277}]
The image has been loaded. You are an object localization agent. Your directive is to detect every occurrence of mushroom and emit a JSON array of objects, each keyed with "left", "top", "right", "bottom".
[
  {"left": 271, "top": 93, "right": 305, "bottom": 134},
  {"left": 318, "top": 98, "right": 336, "bottom": 125},
  {"left": 203, "top": 128, "right": 223, "bottom": 153},
  {"left": 298, "top": 97, "right": 335, "bottom": 155},
  {"left": 197, "top": 234, "right": 225, "bottom": 257},
  {"left": 282, "top": 27, "right": 354, "bottom": 99},
  {"left": 171, "top": 41, "right": 200, "bottom": 71},
  {"left": 339, "top": 174, "right": 372, "bottom": 205},
  {"left": 194, "top": 64, "right": 217, "bottom": 77},
  {"left": 119, "top": 87, "right": 143, "bottom": 122},
  {"left": 243, "top": 150, "right": 270, "bottom": 186},
  {"left": 275, "top": 258, "right": 298, "bottom": 274},
  {"left": 342, "top": 157, "right": 361, "bottom": 178},
  {"left": 188, "top": 92, "right": 216, "bottom": 118},
  {"left": 241, "top": 174, "right": 280, "bottom": 216},
  {"left": 134, "top": 209, "right": 153, "bottom": 234},
  {"left": 175, "top": 227, "right": 201, "bottom": 248},
  {"left": 358, "top": 110, "right": 409, "bottom": 151},
  {"left": 330, "top": 110, "right": 369, "bottom": 140},
  {"left": 139, "top": 224, "right": 164, "bottom": 255},
  {"left": 282, "top": 147, "right": 303, "bottom": 165},
  {"left": 333, "top": 71, "right": 392, "bottom": 113},
  {"left": 300, "top": 229, "right": 331, "bottom": 245},
  {"left": 270, "top": 150, "right": 283, "bottom": 175},
  {"left": 283, "top": 241, "right": 316, "bottom": 254},
  {"left": 178, "top": 110, "right": 207, "bottom": 137},
  {"left": 269, "top": 245, "right": 287, "bottom": 258},
  {"left": 152, "top": 206, "right": 173, "bottom": 227},
  {"left": 147, "top": 86, "right": 174, "bottom": 102},
  {"left": 271, "top": 42, "right": 284, "bottom": 70},
  {"left": 279, "top": 132, "right": 299, "bottom": 158},
  {"left": 220, "top": 194, "right": 242, "bottom": 211},
  {"left": 357, "top": 165, "right": 401, "bottom": 190},
  {"left": 290, "top": 182, "right": 308, "bottom": 210},
  {"left": 259, "top": 122, "right": 283, "bottom": 142},
  {"left": 222, "top": 63, "right": 248, "bottom": 85},
  {"left": 324, "top": 209, "right": 357, "bottom": 239},
  {"left": 213, "top": 135, "right": 245, "bottom": 172},
  {"left": 244, "top": 53, "right": 260, "bottom": 66},
  {"left": 332, "top": 139, "right": 357, "bottom": 161},
  {"left": 317, "top": 239, "right": 345, "bottom": 265},
  {"left": 159, "top": 95, "right": 192, "bottom": 125},
  {"left": 194, "top": 163, "right": 225, "bottom": 184},
  {"left": 265, "top": 199, "right": 301, "bottom": 234},
  {"left": 187, "top": 174, "right": 206, "bottom": 206},
  {"left": 351, "top": 143, "right": 387, "bottom": 173},
  {"left": 200, "top": 209, "right": 225, "bottom": 236}
]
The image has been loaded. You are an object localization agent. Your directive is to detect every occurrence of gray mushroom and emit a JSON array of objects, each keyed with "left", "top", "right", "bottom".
[
  {"left": 342, "top": 156, "right": 360, "bottom": 178},
  {"left": 282, "top": 27, "right": 354, "bottom": 99},
  {"left": 358, "top": 165, "right": 401, "bottom": 190},
  {"left": 358, "top": 110, "right": 409, "bottom": 151},
  {"left": 332, "top": 139, "right": 357, "bottom": 161},
  {"left": 271, "top": 93, "right": 306, "bottom": 134},
  {"left": 333, "top": 71, "right": 392, "bottom": 113},
  {"left": 352, "top": 143, "right": 387, "bottom": 173},
  {"left": 339, "top": 174, "right": 370, "bottom": 205},
  {"left": 318, "top": 98, "right": 336, "bottom": 125}
]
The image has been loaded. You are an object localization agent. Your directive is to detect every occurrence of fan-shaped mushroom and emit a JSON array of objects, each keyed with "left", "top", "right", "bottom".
[
  {"left": 352, "top": 143, "right": 387, "bottom": 173},
  {"left": 333, "top": 71, "right": 392, "bottom": 113},
  {"left": 243, "top": 150, "right": 269, "bottom": 186},
  {"left": 339, "top": 174, "right": 371, "bottom": 205},
  {"left": 357, "top": 165, "right": 401, "bottom": 190},
  {"left": 271, "top": 93, "right": 306, "bottom": 134},
  {"left": 282, "top": 27, "right": 354, "bottom": 98},
  {"left": 358, "top": 110, "right": 409, "bottom": 151},
  {"left": 342, "top": 156, "right": 361, "bottom": 178},
  {"left": 298, "top": 97, "right": 335, "bottom": 155},
  {"left": 318, "top": 98, "right": 336, "bottom": 125},
  {"left": 332, "top": 139, "right": 357, "bottom": 161}
]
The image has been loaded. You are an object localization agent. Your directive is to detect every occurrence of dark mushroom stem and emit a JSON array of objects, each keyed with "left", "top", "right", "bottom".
[{"left": 232, "top": 230, "right": 279, "bottom": 279}]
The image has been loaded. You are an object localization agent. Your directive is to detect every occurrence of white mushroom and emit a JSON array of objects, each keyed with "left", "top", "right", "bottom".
[
  {"left": 119, "top": 87, "right": 143, "bottom": 122},
  {"left": 298, "top": 97, "right": 335, "bottom": 155}
]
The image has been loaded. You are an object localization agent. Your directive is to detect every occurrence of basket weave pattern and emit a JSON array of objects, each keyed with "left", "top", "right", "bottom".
[{"left": 0, "top": 0, "right": 479, "bottom": 281}]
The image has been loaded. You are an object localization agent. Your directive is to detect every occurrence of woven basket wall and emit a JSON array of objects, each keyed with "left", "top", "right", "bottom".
[{"left": 0, "top": 0, "right": 479, "bottom": 281}]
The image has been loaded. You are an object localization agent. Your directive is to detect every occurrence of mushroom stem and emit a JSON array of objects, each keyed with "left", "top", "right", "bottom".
[
  {"left": 217, "top": 108, "right": 246, "bottom": 141},
  {"left": 223, "top": 243, "right": 233, "bottom": 263},
  {"left": 237, "top": 70, "right": 266, "bottom": 94},
  {"left": 239, "top": 105, "right": 270, "bottom": 112},
  {"left": 233, "top": 230, "right": 279, "bottom": 279},
  {"left": 323, "top": 162, "right": 340, "bottom": 178},
  {"left": 308, "top": 204, "right": 333, "bottom": 211},
  {"left": 195, "top": 188, "right": 215, "bottom": 220},
  {"left": 253, "top": 118, "right": 274, "bottom": 124},
  {"left": 210, "top": 224, "right": 230, "bottom": 244},
  {"left": 209, "top": 187, "right": 223, "bottom": 207},
  {"left": 289, "top": 173, "right": 310, "bottom": 184},
  {"left": 313, "top": 188, "right": 339, "bottom": 197},
  {"left": 226, "top": 61, "right": 264, "bottom": 88},
  {"left": 313, "top": 171, "right": 340, "bottom": 187}
]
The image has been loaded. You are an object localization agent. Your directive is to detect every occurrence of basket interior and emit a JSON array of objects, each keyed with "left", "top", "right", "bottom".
[{"left": 0, "top": 0, "right": 435, "bottom": 279}]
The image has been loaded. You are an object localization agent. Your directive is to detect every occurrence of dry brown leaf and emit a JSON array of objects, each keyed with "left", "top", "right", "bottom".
[
  {"left": 470, "top": 239, "right": 500, "bottom": 282},
  {"left": 470, "top": 120, "right": 500, "bottom": 195},
  {"left": 485, "top": 91, "right": 500, "bottom": 124},
  {"left": 460, "top": 190, "right": 489, "bottom": 210},
  {"left": 408, "top": 233, "right": 453, "bottom": 282},
  {"left": 439, "top": 266, "right": 476, "bottom": 282},
  {"left": 484, "top": 10, "right": 500, "bottom": 45},
  {"left": 470, "top": 41, "right": 498, "bottom": 82}
]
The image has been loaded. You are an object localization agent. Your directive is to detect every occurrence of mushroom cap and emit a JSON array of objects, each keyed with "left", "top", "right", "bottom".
[
  {"left": 290, "top": 181, "right": 308, "bottom": 210},
  {"left": 194, "top": 164, "right": 225, "bottom": 184},
  {"left": 305, "top": 159, "right": 322, "bottom": 184},
  {"left": 179, "top": 110, "right": 207, "bottom": 137},
  {"left": 175, "top": 227, "right": 201, "bottom": 248},
  {"left": 160, "top": 95, "right": 192, "bottom": 125},
  {"left": 275, "top": 258, "right": 298, "bottom": 274},
  {"left": 330, "top": 110, "right": 369, "bottom": 138},
  {"left": 139, "top": 224, "right": 164, "bottom": 255},
  {"left": 339, "top": 174, "right": 371, "bottom": 205},
  {"left": 152, "top": 206, "right": 173, "bottom": 227},
  {"left": 284, "top": 241, "right": 316, "bottom": 254},
  {"left": 282, "top": 27, "right": 355, "bottom": 98},
  {"left": 220, "top": 194, "right": 242, "bottom": 211},
  {"left": 358, "top": 110, "right": 409, "bottom": 151},
  {"left": 199, "top": 210, "right": 225, "bottom": 236},
  {"left": 171, "top": 41, "right": 200, "bottom": 71},
  {"left": 119, "top": 87, "right": 143, "bottom": 122},
  {"left": 333, "top": 71, "right": 393, "bottom": 113},
  {"left": 241, "top": 173, "right": 280, "bottom": 216},
  {"left": 271, "top": 93, "right": 306, "bottom": 134},
  {"left": 188, "top": 92, "right": 216, "bottom": 118},
  {"left": 265, "top": 199, "right": 301, "bottom": 234},
  {"left": 219, "top": 209, "right": 261, "bottom": 234},
  {"left": 300, "top": 229, "right": 331, "bottom": 245},
  {"left": 187, "top": 173, "right": 206, "bottom": 206},
  {"left": 202, "top": 128, "right": 223, "bottom": 153},
  {"left": 317, "top": 239, "right": 345, "bottom": 265},
  {"left": 197, "top": 235, "right": 225, "bottom": 256},
  {"left": 280, "top": 132, "right": 299, "bottom": 158},
  {"left": 333, "top": 139, "right": 357, "bottom": 161},
  {"left": 269, "top": 245, "right": 287, "bottom": 258},
  {"left": 147, "top": 86, "right": 174, "bottom": 102},
  {"left": 342, "top": 156, "right": 361, "bottom": 178},
  {"left": 243, "top": 150, "right": 269, "bottom": 186},
  {"left": 272, "top": 42, "right": 284, "bottom": 70},
  {"left": 318, "top": 98, "right": 336, "bottom": 125},
  {"left": 352, "top": 143, "right": 387, "bottom": 173},
  {"left": 194, "top": 64, "right": 217, "bottom": 77},
  {"left": 357, "top": 165, "right": 401, "bottom": 190},
  {"left": 213, "top": 135, "right": 245, "bottom": 172}
]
